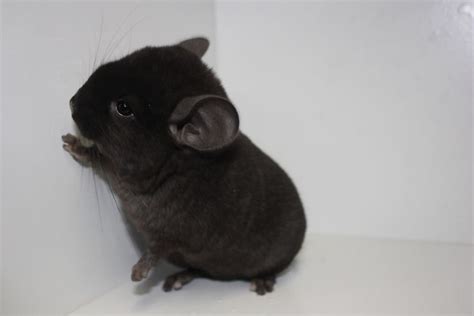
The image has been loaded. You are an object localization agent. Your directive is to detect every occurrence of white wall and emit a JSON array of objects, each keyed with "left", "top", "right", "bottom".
[
  {"left": 1, "top": 1, "right": 472, "bottom": 314},
  {"left": 1, "top": 1, "right": 216, "bottom": 315},
  {"left": 216, "top": 1, "right": 472, "bottom": 243},
  {"left": 0, "top": 2, "right": 3, "bottom": 312}
]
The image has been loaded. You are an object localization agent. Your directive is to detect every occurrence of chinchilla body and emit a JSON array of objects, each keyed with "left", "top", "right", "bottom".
[
  {"left": 110, "top": 134, "right": 305, "bottom": 280},
  {"left": 62, "top": 37, "right": 306, "bottom": 295}
]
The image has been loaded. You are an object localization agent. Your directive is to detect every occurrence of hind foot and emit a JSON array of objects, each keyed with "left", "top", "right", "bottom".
[
  {"left": 163, "top": 270, "right": 197, "bottom": 292},
  {"left": 250, "top": 275, "right": 276, "bottom": 295}
]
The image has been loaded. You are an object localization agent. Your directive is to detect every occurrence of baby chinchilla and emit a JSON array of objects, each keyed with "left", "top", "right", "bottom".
[{"left": 62, "top": 37, "right": 306, "bottom": 295}]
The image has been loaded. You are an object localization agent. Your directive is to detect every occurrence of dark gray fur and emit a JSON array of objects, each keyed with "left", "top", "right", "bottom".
[{"left": 62, "top": 37, "right": 306, "bottom": 295}]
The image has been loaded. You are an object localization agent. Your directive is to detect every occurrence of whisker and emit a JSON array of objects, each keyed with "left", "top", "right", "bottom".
[
  {"left": 80, "top": 165, "right": 84, "bottom": 193},
  {"left": 92, "top": 170, "right": 104, "bottom": 232},
  {"left": 127, "top": 30, "right": 133, "bottom": 55},
  {"left": 103, "top": 16, "right": 147, "bottom": 62},
  {"left": 92, "top": 11, "right": 105, "bottom": 71},
  {"left": 88, "top": 44, "right": 93, "bottom": 75},
  {"left": 100, "top": 161, "right": 123, "bottom": 217},
  {"left": 93, "top": 131, "right": 124, "bottom": 218},
  {"left": 101, "top": 3, "right": 141, "bottom": 64}
]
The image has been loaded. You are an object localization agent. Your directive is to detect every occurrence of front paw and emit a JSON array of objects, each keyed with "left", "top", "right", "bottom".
[
  {"left": 62, "top": 133, "right": 92, "bottom": 164},
  {"left": 131, "top": 262, "right": 152, "bottom": 282}
]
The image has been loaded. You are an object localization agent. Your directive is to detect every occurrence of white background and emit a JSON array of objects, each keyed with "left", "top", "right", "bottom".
[
  {"left": 1, "top": 1, "right": 216, "bottom": 314},
  {"left": 216, "top": 0, "right": 472, "bottom": 243},
  {"left": 1, "top": 1, "right": 472, "bottom": 315}
]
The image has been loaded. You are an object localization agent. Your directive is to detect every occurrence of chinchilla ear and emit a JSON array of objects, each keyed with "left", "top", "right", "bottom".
[
  {"left": 177, "top": 37, "right": 209, "bottom": 58},
  {"left": 169, "top": 95, "right": 239, "bottom": 152}
]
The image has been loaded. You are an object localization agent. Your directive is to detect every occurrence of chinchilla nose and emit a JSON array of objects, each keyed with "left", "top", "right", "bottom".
[{"left": 69, "top": 95, "right": 77, "bottom": 113}]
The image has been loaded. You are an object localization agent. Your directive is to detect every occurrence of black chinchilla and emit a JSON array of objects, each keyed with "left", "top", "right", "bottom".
[{"left": 62, "top": 37, "right": 306, "bottom": 295}]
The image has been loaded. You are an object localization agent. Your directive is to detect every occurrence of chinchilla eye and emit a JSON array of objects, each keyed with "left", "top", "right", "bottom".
[{"left": 116, "top": 100, "right": 133, "bottom": 117}]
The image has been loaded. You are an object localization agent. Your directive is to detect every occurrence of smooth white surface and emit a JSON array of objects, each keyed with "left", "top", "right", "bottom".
[
  {"left": 216, "top": 1, "right": 472, "bottom": 243},
  {"left": 1, "top": 1, "right": 216, "bottom": 315},
  {"left": 0, "top": 2, "right": 3, "bottom": 312},
  {"left": 70, "top": 234, "right": 473, "bottom": 315}
]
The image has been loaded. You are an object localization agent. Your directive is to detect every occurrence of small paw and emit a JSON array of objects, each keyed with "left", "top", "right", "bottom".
[
  {"left": 62, "top": 133, "right": 78, "bottom": 153},
  {"left": 62, "top": 133, "right": 78, "bottom": 145},
  {"left": 131, "top": 262, "right": 151, "bottom": 282},
  {"left": 162, "top": 270, "right": 196, "bottom": 292},
  {"left": 61, "top": 133, "right": 92, "bottom": 163},
  {"left": 250, "top": 275, "right": 275, "bottom": 295},
  {"left": 163, "top": 279, "right": 183, "bottom": 291}
]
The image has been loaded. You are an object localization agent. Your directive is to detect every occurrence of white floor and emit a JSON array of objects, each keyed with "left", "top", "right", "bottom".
[{"left": 70, "top": 234, "right": 472, "bottom": 315}]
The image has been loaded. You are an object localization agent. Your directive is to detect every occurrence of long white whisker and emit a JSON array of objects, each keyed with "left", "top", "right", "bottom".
[
  {"left": 93, "top": 11, "right": 105, "bottom": 71},
  {"left": 103, "top": 16, "right": 147, "bottom": 62},
  {"left": 127, "top": 30, "right": 133, "bottom": 55},
  {"left": 101, "top": 3, "right": 141, "bottom": 64},
  {"left": 92, "top": 171, "right": 104, "bottom": 232},
  {"left": 96, "top": 151, "right": 123, "bottom": 217},
  {"left": 108, "top": 183, "right": 122, "bottom": 216}
]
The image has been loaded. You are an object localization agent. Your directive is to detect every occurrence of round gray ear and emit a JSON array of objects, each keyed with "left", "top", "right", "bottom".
[
  {"left": 177, "top": 37, "right": 209, "bottom": 58},
  {"left": 169, "top": 95, "right": 239, "bottom": 152}
]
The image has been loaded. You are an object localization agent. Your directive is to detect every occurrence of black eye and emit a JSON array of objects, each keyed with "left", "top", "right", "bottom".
[{"left": 116, "top": 100, "right": 133, "bottom": 117}]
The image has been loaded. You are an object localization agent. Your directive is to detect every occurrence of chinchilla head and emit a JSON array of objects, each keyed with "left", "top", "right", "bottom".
[{"left": 69, "top": 37, "right": 239, "bottom": 175}]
